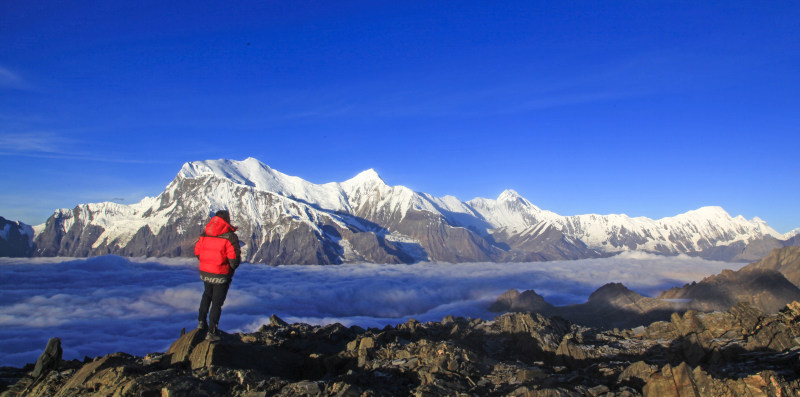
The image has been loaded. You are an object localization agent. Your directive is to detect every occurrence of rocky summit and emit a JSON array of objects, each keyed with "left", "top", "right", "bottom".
[{"left": 2, "top": 302, "right": 800, "bottom": 397}]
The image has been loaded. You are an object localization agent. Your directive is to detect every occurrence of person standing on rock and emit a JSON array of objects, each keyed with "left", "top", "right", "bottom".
[{"left": 195, "top": 209, "right": 241, "bottom": 341}]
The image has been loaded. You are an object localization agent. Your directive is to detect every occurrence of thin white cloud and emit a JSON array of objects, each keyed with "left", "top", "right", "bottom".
[
  {"left": 0, "top": 66, "right": 30, "bottom": 90},
  {"left": 0, "top": 132, "right": 171, "bottom": 164},
  {"left": 0, "top": 253, "right": 743, "bottom": 367},
  {"left": 0, "top": 132, "right": 72, "bottom": 153}
]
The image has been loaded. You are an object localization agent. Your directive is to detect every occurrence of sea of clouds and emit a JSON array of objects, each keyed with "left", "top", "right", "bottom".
[{"left": 0, "top": 253, "right": 744, "bottom": 367}]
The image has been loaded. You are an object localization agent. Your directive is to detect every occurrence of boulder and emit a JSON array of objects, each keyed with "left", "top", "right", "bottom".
[
  {"left": 492, "top": 312, "right": 571, "bottom": 354},
  {"left": 618, "top": 361, "right": 657, "bottom": 387},
  {"left": 54, "top": 353, "right": 142, "bottom": 397},
  {"left": 554, "top": 334, "right": 594, "bottom": 368},
  {"left": 643, "top": 363, "right": 700, "bottom": 397},
  {"left": 270, "top": 314, "right": 288, "bottom": 327},
  {"left": 31, "top": 338, "right": 62, "bottom": 379},
  {"left": 166, "top": 328, "right": 304, "bottom": 378}
]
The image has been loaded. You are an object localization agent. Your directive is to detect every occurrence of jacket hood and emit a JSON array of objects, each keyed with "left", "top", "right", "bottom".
[{"left": 204, "top": 215, "right": 237, "bottom": 237}]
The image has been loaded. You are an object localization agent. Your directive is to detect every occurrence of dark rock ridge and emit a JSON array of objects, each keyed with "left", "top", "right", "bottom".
[
  {"left": 491, "top": 284, "right": 692, "bottom": 330},
  {"left": 491, "top": 247, "right": 800, "bottom": 329},
  {"left": 8, "top": 157, "right": 798, "bottom": 264},
  {"left": 0, "top": 216, "right": 33, "bottom": 257},
  {"left": 3, "top": 302, "right": 800, "bottom": 396}
]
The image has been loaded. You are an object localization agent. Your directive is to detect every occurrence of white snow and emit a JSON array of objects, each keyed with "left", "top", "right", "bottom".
[
  {"left": 179, "top": 157, "right": 351, "bottom": 212},
  {"left": 31, "top": 157, "right": 797, "bottom": 258},
  {"left": 784, "top": 228, "right": 800, "bottom": 240}
]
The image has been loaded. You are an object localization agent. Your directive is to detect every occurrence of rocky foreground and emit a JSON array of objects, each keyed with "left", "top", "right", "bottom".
[{"left": 2, "top": 301, "right": 800, "bottom": 397}]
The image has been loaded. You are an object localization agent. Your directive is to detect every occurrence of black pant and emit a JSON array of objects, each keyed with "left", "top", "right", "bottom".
[{"left": 198, "top": 281, "right": 231, "bottom": 329}]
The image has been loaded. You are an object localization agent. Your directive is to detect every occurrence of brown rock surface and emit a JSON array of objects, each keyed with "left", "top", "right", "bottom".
[
  {"left": 659, "top": 268, "right": 800, "bottom": 313},
  {"left": 3, "top": 302, "right": 800, "bottom": 396},
  {"left": 741, "top": 246, "right": 800, "bottom": 287}
]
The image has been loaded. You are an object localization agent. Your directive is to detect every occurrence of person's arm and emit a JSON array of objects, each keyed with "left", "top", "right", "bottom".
[
  {"left": 225, "top": 234, "right": 241, "bottom": 270},
  {"left": 194, "top": 237, "right": 202, "bottom": 259}
]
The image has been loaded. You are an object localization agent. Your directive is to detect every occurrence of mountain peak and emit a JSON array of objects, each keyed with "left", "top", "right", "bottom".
[
  {"left": 686, "top": 206, "right": 730, "bottom": 218},
  {"left": 497, "top": 189, "right": 536, "bottom": 209},
  {"left": 177, "top": 158, "right": 274, "bottom": 182},
  {"left": 342, "top": 168, "right": 386, "bottom": 189},
  {"left": 355, "top": 168, "right": 383, "bottom": 182},
  {"left": 497, "top": 189, "right": 522, "bottom": 202},
  {"left": 586, "top": 283, "right": 647, "bottom": 309}
]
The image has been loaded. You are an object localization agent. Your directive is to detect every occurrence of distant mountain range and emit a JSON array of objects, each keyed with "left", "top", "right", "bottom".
[{"left": 2, "top": 157, "right": 798, "bottom": 264}]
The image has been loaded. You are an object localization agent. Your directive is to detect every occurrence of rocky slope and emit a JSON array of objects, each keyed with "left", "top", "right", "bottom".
[
  {"left": 659, "top": 246, "right": 800, "bottom": 313},
  {"left": 738, "top": 246, "right": 800, "bottom": 287},
  {"left": 3, "top": 302, "right": 799, "bottom": 396},
  {"left": 0, "top": 217, "right": 33, "bottom": 257},
  {"left": 17, "top": 158, "right": 800, "bottom": 264},
  {"left": 658, "top": 268, "right": 800, "bottom": 314},
  {"left": 491, "top": 247, "right": 800, "bottom": 329}
]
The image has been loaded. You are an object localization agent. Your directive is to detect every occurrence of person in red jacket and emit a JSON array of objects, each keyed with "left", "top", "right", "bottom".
[{"left": 195, "top": 210, "right": 241, "bottom": 341}]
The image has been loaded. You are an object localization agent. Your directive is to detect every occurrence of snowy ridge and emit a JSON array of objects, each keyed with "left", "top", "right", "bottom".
[
  {"left": 470, "top": 192, "right": 784, "bottom": 253},
  {"left": 783, "top": 228, "right": 800, "bottom": 240},
  {"left": 45, "top": 199, "right": 163, "bottom": 249},
  {"left": 181, "top": 159, "right": 786, "bottom": 254},
  {"left": 467, "top": 189, "right": 559, "bottom": 231},
  {"left": 179, "top": 157, "right": 351, "bottom": 212},
  {"left": 30, "top": 158, "right": 797, "bottom": 263},
  {"left": 180, "top": 159, "right": 465, "bottom": 223}
]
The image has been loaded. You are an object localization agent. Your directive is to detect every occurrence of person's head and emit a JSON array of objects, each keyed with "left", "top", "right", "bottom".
[{"left": 215, "top": 210, "right": 231, "bottom": 223}]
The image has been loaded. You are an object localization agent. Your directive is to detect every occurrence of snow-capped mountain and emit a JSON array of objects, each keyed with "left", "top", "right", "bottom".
[
  {"left": 0, "top": 216, "right": 34, "bottom": 257},
  {"left": 27, "top": 158, "right": 799, "bottom": 264}
]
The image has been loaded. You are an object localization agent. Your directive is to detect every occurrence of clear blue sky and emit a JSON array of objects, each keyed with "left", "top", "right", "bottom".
[{"left": 1, "top": 1, "right": 798, "bottom": 233}]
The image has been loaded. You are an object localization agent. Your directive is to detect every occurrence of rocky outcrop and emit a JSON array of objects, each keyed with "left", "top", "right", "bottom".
[
  {"left": 659, "top": 268, "right": 800, "bottom": 313},
  {"left": 4, "top": 303, "right": 800, "bottom": 396},
  {"left": 30, "top": 338, "right": 61, "bottom": 379},
  {"left": 643, "top": 362, "right": 798, "bottom": 397},
  {"left": 740, "top": 246, "right": 800, "bottom": 287}
]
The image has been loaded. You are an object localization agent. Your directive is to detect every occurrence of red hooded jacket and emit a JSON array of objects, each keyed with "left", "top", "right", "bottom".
[{"left": 195, "top": 216, "right": 241, "bottom": 281}]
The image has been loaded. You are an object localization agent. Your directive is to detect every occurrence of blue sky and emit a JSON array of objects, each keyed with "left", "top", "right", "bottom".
[{"left": 1, "top": 1, "right": 798, "bottom": 232}]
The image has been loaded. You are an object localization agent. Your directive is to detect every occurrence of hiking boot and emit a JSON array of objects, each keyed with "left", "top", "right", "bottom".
[
  {"left": 205, "top": 328, "right": 221, "bottom": 342},
  {"left": 197, "top": 320, "right": 208, "bottom": 330}
]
